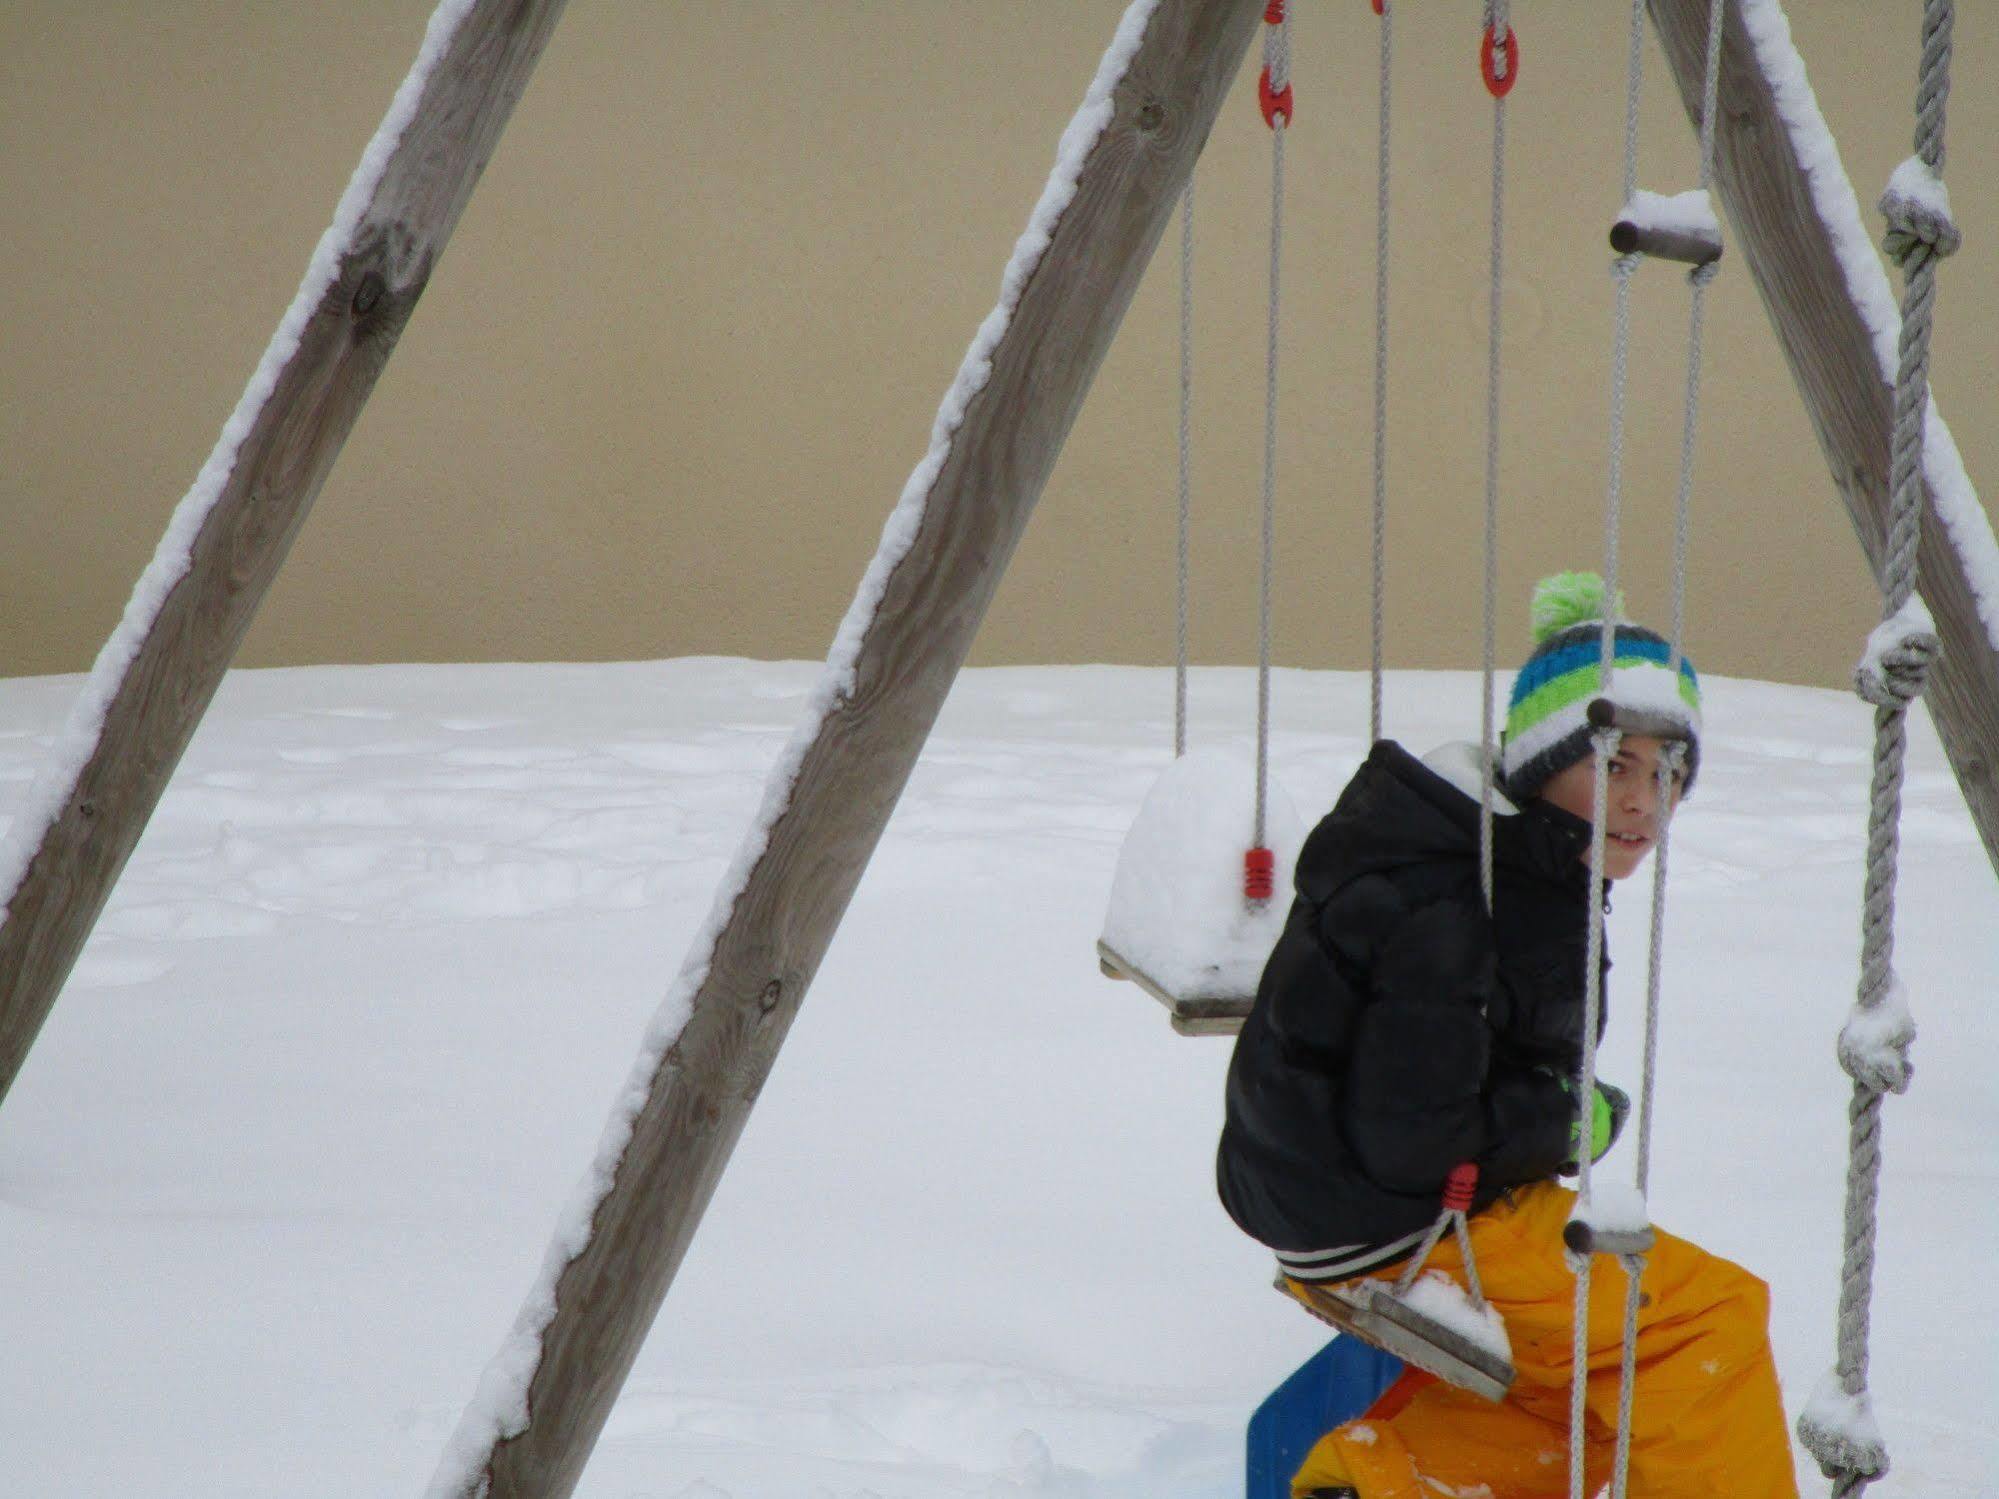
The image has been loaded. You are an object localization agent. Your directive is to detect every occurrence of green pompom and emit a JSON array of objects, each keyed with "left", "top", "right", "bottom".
[{"left": 1530, "top": 570, "right": 1624, "bottom": 644}]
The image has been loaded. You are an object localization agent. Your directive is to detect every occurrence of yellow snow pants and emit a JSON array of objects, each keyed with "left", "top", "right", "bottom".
[{"left": 1288, "top": 1182, "right": 1800, "bottom": 1499}]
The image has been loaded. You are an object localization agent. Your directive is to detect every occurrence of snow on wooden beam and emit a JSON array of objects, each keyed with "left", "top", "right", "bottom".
[
  {"left": 0, "top": 0, "right": 572, "bottom": 1113},
  {"left": 425, "top": 3, "right": 1266, "bottom": 1495},
  {"left": 1647, "top": 0, "right": 1999, "bottom": 878}
]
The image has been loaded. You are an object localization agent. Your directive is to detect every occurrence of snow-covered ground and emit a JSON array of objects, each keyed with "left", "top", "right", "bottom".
[{"left": 0, "top": 658, "right": 1991, "bottom": 1497}]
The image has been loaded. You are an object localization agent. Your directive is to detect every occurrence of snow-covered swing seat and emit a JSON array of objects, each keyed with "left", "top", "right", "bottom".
[
  {"left": 1093, "top": 1, "right": 1315, "bottom": 1040},
  {"left": 1096, "top": 748, "right": 1302, "bottom": 1036}
]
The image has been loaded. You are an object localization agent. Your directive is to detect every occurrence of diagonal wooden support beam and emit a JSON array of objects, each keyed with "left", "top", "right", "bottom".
[
  {"left": 0, "top": 0, "right": 571, "bottom": 1114},
  {"left": 427, "top": 3, "right": 1265, "bottom": 1494},
  {"left": 1647, "top": 0, "right": 1999, "bottom": 878}
]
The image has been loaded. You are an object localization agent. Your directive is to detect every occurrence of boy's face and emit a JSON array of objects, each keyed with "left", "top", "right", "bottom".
[{"left": 1535, "top": 733, "right": 1686, "bottom": 880}]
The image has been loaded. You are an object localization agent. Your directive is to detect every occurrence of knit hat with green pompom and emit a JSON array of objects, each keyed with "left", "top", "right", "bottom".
[{"left": 1500, "top": 571, "right": 1703, "bottom": 801}]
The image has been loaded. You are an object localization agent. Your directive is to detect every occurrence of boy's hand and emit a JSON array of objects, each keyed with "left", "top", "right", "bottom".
[{"left": 1559, "top": 1078, "right": 1630, "bottom": 1171}]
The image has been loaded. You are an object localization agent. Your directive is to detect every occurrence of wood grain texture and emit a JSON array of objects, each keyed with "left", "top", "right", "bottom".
[
  {"left": 1608, "top": 218, "right": 1724, "bottom": 267},
  {"left": 457, "top": 4, "right": 1266, "bottom": 1494},
  {"left": 1647, "top": 0, "right": 1999, "bottom": 877},
  {"left": 0, "top": 0, "right": 572, "bottom": 1112}
]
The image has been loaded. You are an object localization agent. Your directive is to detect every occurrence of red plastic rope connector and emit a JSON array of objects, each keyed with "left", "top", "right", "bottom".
[
  {"left": 1442, "top": 1162, "right": 1479, "bottom": 1213},
  {"left": 1244, "top": 846, "right": 1276, "bottom": 901},
  {"left": 1480, "top": 23, "right": 1520, "bottom": 98},
  {"left": 1260, "top": 0, "right": 1292, "bottom": 129},
  {"left": 1370, "top": 0, "right": 1385, "bottom": 14},
  {"left": 1258, "top": 69, "right": 1294, "bottom": 129}
]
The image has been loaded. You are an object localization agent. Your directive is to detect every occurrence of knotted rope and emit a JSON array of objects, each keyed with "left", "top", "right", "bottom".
[{"left": 1797, "top": 3, "right": 1955, "bottom": 1493}]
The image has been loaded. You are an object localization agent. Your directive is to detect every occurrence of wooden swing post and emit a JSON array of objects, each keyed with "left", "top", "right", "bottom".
[
  {"left": 0, "top": 0, "right": 571, "bottom": 1114},
  {"left": 1647, "top": 0, "right": 1999, "bottom": 878},
  {"left": 438, "top": 3, "right": 1264, "bottom": 1494}
]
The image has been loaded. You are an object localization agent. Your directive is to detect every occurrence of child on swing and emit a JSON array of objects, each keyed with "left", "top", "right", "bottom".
[{"left": 1217, "top": 573, "right": 1799, "bottom": 1498}]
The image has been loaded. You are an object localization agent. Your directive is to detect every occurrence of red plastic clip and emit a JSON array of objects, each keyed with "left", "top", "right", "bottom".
[
  {"left": 1371, "top": 0, "right": 1385, "bottom": 14},
  {"left": 1260, "top": 0, "right": 1292, "bottom": 128},
  {"left": 1481, "top": 23, "right": 1520, "bottom": 98},
  {"left": 1258, "top": 69, "right": 1294, "bottom": 129},
  {"left": 1442, "top": 1162, "right": 1479, "bottom": 1213},
  {"left": 1244, "top": 846, "right": 1276, "bottom": 901}
]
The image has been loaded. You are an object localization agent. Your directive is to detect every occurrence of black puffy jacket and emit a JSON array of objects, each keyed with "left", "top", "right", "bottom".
[{"left": 1216, "top": 740, "right": 1605, "bottom": 1259}]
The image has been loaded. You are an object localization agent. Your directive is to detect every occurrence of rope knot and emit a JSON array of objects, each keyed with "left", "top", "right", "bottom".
[
  {"left": 1838, "top": 978, "right": 1916, "bottom": 1095},
  {"left": 1688, "top": 258, "right": 1721, "bottom": 289},
  {"left": 1610, "top": 251, "right": 1642, "bottom": 283},
  {"left": 1798, "top": 1374, "right": 1891, "bottom": 1486},
  {"left": 1853, "top": 599, "right": 1939, "bottom": 708},
  {"left": 1879, "top": 157, "right": 1961, "bottom": 266}
]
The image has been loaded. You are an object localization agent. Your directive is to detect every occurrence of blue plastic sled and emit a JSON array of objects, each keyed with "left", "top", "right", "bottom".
[{"left": 1246, "top": 1335, "right": 1405, "bottom": 1499}]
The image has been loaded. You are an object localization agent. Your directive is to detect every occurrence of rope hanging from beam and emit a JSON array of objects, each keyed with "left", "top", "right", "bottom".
[{"left": 1797, "top": 2, "right": 1955, "bottom": 1492}]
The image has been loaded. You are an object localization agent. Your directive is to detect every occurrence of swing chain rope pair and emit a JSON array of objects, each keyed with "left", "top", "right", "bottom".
[
  {"left": 1798, "top": 2, "right": 1956, "bottom": 1492},
  {"left": 1166, "top": 0, "right": 1291, "bottom": 896},
  {"left": 1392, "top": 1162, "right": 1489, "bottom": 1308}
]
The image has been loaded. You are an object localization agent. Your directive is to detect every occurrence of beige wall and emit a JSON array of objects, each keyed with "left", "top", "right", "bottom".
[{"left": 3, "top": 2, "right": 1995, "bottom": 689}]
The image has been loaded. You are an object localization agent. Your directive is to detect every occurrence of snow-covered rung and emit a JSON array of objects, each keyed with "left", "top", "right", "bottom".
[
  {"left": 1563, "top": 1181, "right": 1655, "bottom": 1257},
  {"left": 1610, "top": 188, "right": 1723, "bottom": 266}
]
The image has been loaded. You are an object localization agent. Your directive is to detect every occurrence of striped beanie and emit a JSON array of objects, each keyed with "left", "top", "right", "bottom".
[{"left": 1500, "top": 571, "right": 1703, "bottom": 802}]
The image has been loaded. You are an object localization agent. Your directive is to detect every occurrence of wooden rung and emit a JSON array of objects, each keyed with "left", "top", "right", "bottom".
[
  {"left": 1562, "top": 1219, "right": 1656, "bottom": 1258},
  {"left": 1278, "top": 1275, "right": 1515, "bottom": 1403},
  {"left": 1608, "top": 217, "right": 1724, "bottom": 267},
  {"left": 1096, "top": 939, "right": 1251, "bottom": 1037}
]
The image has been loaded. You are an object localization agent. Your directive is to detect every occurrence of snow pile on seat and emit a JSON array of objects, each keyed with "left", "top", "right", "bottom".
[
  {"left": 1401, "top": 1271, "right": 1513, "bottom": 1365},
  {"left": 1099, "top": 748, "right": 1303, "bottom": 999}
]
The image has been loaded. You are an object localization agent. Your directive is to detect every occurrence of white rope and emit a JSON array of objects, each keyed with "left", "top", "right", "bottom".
[
  {"left": 1370, "top": 0, "right": 1393, "bottom": 746},
  {"left": 1176, "top": 180, "right": 1194, "bottom": 760},
  {"left": 1636, "top": 0, "right": 1726, "bottom": 1203},
  {"left": 1477, "top": 1, "right": 1510, "bottom": 913},
  {"left": 1608, "top": 1254, "right": 1646, "bottom": 1499},
  {"left": 1567, "top": 725, "right": 1618, "bottom": 1499},
  {"left": 1569, "top": 8, "right": 1647, "bottom": 1496},
  {"left": 1253, "top": 5, "right": 1291, "bottom": 851},
  {"left": 1255, "top": 132, "right": 1282, "bottom": 847}
]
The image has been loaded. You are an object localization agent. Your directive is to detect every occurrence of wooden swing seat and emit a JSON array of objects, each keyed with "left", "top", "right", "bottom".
[
  {"left": 1278, "top": 1274, "right": 1516, "bottom": 1404},
  {"left": 1096, "top": 938, "right": 1252, "bottom": 1036}
]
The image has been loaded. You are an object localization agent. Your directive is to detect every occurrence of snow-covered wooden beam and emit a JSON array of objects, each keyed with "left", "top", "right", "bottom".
[
  {"left": 0, "top": 0, "right": 570, "bottom": 1113},
  {"left": 425, "top": 3, "right": 1265, "bottom": 1495},
  {"left": 1647, "top": 0, "right": 1999, "bottom": 877}
]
